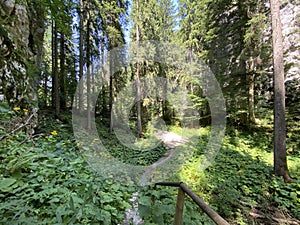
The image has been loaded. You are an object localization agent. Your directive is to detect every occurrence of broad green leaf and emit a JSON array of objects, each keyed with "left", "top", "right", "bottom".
[{"left": 0, "top": 178, "right": 17, "bottom": 192}]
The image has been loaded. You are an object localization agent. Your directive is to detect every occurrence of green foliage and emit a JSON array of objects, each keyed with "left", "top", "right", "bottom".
[
  {"left": 0, "top": 102, "right": 14, "bottom": 122},
  {"left": 178, "top": 125, "right": 300, "bottom": 223},
  {"left": 138, "top": 185, "right": 213, "bottom": 224},
  {"left": 2, "top": 0, "right": 300, "bottom": 223},
  {"left": 0, "top": 111, "right": 133, "bottom": 224},
  {"left": 1, "top": 104, "right": 300, "bottom": 224},
  {"left": 244, "top": 13, "right": 268, "bottom": 48},
  {"left": 96, "top": 121, "right": 168, "bottom": 166},
  {"left": 270, "top": 178, "right": 300, "bottom": 218}
]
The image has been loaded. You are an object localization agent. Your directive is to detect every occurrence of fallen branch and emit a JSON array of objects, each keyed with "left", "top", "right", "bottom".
[
  {"left": 11, "top": 113, "right": 35, "bottom": 133},
  {"left": 0, "top": 113, "right": 36, "bottom": 141},
  {"left": 249, "top": 211, "right": 300, "bottom": 225},
  {"left": 249, "top": 212, "right": 266, "bottom": 219},
  {"left": 272, "top": 217, "right": 300, "bottom": 225},
  {"left": 239, "top": 200, "right": 256, "bottom": 208}
]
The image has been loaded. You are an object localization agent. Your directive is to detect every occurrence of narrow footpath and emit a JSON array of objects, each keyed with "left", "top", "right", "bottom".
[{"left": 122, "top": 130, "right": 189, "bottom": 225}]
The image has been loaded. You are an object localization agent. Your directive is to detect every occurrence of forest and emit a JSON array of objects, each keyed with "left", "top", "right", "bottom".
[{"left": 0, "top": 0, "right": 299, "bottom": 224}]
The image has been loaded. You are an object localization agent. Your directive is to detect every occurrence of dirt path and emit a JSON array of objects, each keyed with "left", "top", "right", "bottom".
[
  {"left": 156, "top": 130, "right": 189, "bottom": 149},
  {"left": 122, "top": 130, "right": 189, "bottom": 225},
  {"left": 140, "top": 130, "right": 189, "bottom": 186}
]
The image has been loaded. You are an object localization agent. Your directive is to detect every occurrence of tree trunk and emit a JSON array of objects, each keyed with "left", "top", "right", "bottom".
[
  {"left": 136, "top": 0, "right": 142, "bottom": 138},
  {"left": 248, "top": 56, "right": 256, "bottom": 128},
  {"left": 109, "top": 55, "right": 114, "bottom": 134},
  {"left": 51, "top": 20, "right": 55, "bottom": 108},
  {"left": 34, "top": 2, "right": 45, "bottom": 108},
  {"left": 101, "top": 42, "right": 107, "bottom": 119},
  {"left": 52, "top": 20, "right": 59, "bottom": 118},
  {"left": 79, "top": 0, "right": 84, "bottom": 113},
  {"left": 92, "top": 59, "right": 95, "bottom": 96},
  {"left": 270, "top": 0, "right": 292, "bottom": 182},
  {"left": 160, "top": 63, "right": 168, "bottom": 122},
  {"left": 86, "top": 14, "right": 91, "bottom": 132},
  {"left": 44, "top": 70, "right": 48, "bottom": 106},
  {"left": 71, "top": 55, "right": 77, "bottom": 108},
  {"left": 60, "top": 32, "right": 66, "bottom": 110}
]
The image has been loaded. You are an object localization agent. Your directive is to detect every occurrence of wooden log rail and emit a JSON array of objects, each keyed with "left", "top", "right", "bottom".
[{"left": 155, "top": 182, "right": 230, "bottom": 225}]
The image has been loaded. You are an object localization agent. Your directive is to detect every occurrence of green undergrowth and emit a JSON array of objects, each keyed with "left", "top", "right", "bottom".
[
  {"left": 135, "top": 123, "right": 299, "bottom": 224},
  {"left": 95, "top": 119, "right": 168, "bottom": 166},
  {"left": 137, "top": 185, "right": 216, "bottom": 225},
  {"left": 1, "top": 105, "right": 299, "bottom": 224},
  {"left": 176, "top": 125, "right": 300, "bottom": 224},
  {"left": 0, "top": 134, "right": 136, "bottom": 224},
  {"left": 0, "top": 108, "right": 135, "bottom": 224}
]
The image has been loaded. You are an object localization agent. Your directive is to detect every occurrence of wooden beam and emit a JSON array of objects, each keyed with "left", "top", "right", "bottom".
[
  {"left": 155, "top": 182, "right": 230, "bottom": 225},
  {"left": 179, "top": 183, "right": 230, "bottom": 225},
  {"left": 174, "top": 187, "right": 185, "bottom": 225}
]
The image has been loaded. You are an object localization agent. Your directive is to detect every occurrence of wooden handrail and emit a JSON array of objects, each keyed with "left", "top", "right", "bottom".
[{"left": 155, "top": 182, "right": 230, "bottom": 225}]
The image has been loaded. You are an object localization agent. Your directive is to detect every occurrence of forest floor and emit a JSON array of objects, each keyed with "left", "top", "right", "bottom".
[
  {"left": 123, "top": 126, "right": 300, "bottom": 225},
  {"left": 0, "top": 109, "right": 299, "bottom": 224}
]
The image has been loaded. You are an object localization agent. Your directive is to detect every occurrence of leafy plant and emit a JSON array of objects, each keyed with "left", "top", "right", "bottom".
[
  {"left": 0, "top": 112, "right": 134, "bottom": 224},
  {"left": 138, "top": 185, "right": 210, "bottom": 224}
]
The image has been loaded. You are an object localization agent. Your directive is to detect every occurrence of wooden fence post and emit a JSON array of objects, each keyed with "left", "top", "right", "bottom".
[
  {"left": 174, "top": 187, "right": 185, "bottom": 225},
  {"left": 155, "top": 182, "right": 230, "bottom": 225}
]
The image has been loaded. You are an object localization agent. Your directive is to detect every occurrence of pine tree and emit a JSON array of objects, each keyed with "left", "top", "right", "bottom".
[
  {"left": 100, "top": 0, "right": 127, "bottom": 134},
  {"left": 270, "top": 0, "right": 292, "bottom": 182},
  {"left": 129, "top": 0, "right": 177, "bottom": 135},
  {"left": 135, "top": 0, "right": 142, "bottom": 137}
]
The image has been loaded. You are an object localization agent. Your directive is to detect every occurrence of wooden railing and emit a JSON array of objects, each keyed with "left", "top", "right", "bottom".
[{"left": 155, "top": 182, "right": 230, "bottom": 225}]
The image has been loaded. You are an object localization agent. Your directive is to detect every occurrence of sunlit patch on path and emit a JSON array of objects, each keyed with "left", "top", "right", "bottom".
[{"left": 156, "top": 130, "right": 189, "bottom": 149}]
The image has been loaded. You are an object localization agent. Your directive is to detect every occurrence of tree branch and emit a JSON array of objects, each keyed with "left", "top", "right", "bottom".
[{"left": 0, "top": 113, "right": 36, "bottom": 141}]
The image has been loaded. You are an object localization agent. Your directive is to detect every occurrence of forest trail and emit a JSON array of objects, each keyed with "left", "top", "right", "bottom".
[
  {"left": 156, "top": 130, "right": 189, "bottom": 149},
  {"left": 122, "top": 130, "right": 189, "bottom": 225},
  {"left": 140, "top": 130, "right": 190, "bottom": 186}
]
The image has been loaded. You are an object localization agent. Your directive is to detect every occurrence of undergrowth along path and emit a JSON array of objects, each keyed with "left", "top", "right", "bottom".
[
  {"left": 140, "top": 130, "right": 189, "bottom": 186},
  {"left": 122, "top": 130, "right": 190, "bottom": 225}
]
